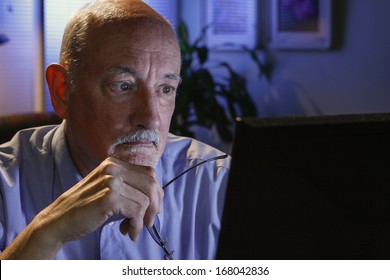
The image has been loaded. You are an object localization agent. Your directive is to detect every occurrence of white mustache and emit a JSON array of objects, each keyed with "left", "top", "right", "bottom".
[{"left": 112, "top": 129, "right": 160, "bottom": 148}]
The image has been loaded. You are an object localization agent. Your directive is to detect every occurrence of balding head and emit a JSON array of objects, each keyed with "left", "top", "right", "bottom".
[{"left": 60, "top": 0, "right": 179, "bottom": 85}]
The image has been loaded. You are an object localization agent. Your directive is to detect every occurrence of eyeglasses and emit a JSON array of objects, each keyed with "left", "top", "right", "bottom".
[{"left": 146, "top": 153, "right": 229, "bottom": 260}]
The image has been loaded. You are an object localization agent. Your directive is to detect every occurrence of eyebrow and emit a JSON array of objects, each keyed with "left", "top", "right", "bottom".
[
  {"left": 108, "top": 66, "right": 182, "bottom": 84},
  {"left": 165, "top": 73, "right": 182, "bottom": 84},
  {"left": 108, "top": 66, "right": 136, "bottom": 75}
]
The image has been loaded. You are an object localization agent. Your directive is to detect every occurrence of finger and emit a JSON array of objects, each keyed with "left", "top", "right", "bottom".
[
  {"left": 102, "top": 158, "right": 163, "bottom": 227},
  {"left": 127, "top": 218, "right": 142, "bottom": 241},
  {"left": 143, "top": 186, "right": 164, "bottom": 227},
  {"left": 119, "top": 218, "right": 142, "bottom": 241},
  {"left": 98, "top": 174, "right": 148, "bottom": 239},
  {"left": 117, "top": 189, "right": 159, "bottom": 228},
  {"left": 119, "top": 202, "right": 145, "bottom": 241},
  {"left": 116, "top": 187, "right": 161, "bottom": 229},
  {"left": 119, "top": 218, "right": 131, "bottom": 235},
  {"left": 116, "top": 166, "right": 163, "bottom": 227}
]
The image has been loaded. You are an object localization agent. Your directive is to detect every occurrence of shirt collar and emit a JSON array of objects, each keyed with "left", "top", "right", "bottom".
[{"left": 51, "top": 122, "right": 82, "bottom": 198}]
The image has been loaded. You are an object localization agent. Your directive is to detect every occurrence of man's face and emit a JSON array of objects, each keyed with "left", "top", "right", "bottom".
[{"left": 65, "top": 20, "right": 181, "bottom": 173}]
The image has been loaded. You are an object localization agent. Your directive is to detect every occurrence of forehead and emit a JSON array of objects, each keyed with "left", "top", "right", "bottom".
[
  {"left": 83, "top": 19, "right": 181, "bottom": 72},
  {"left": 89, "top": 18, "right": 178, "bottom": 51}
]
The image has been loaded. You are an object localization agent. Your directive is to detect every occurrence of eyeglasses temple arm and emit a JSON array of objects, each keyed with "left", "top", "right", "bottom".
[{"left": 162, "top": 154, "right": 229, "bottom": 190}]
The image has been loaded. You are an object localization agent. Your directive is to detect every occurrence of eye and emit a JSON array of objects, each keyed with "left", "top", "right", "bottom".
[
  {"left": 119, "top": 83, "right": 130, "bottom": 91},
  {"left": 160, "top": 85, "right": 174, "bottom": 94},
  {"left": 108, "top": 81, "right": 135, "bottom": 92}
]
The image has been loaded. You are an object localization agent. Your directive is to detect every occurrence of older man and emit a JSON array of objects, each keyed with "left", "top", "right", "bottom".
[{"left": 0, "top": 0, "right": 230, "bottom": 259}]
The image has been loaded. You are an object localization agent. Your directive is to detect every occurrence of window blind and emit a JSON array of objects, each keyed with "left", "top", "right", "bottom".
[
  {"left": 0, "top": 0, "right": 36, "bottom": 115},
  {"left": 204, "top": 0, "right": 257, "bottom": 50},
  {"left": 143, "top": 0, "right": 178, "bottom": 28},
  {"left": 43, "top": 0, "right": 92, "bottom": 111}
]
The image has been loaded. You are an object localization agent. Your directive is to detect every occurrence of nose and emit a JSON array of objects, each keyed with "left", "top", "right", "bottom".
[{"left": 130, "top": 86, "right": 161, "bottom": 130}]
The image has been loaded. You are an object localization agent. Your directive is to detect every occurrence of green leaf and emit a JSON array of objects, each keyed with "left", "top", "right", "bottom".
[
  {"left": 178, "top": 21, "right": 191, "bottom": 55},
  {"left": 196, "top": 46, "right": 208, "bottom": 65}
]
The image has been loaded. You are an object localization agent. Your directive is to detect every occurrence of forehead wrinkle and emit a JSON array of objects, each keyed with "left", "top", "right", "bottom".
[
  {"left": 108, "top": 65, "right": 181, "bottom": 83},
  {"left": 108, "top": 65, "right": 136, "bottom": 75}
]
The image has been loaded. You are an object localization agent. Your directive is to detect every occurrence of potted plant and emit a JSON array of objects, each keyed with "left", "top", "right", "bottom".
[
  {"left": 0, "top": 34, "right": 9, "bottom": 45},
  {"left": 170, "top": 21, "right": 270, "bottom": 143},
  {"left": 0, "top": 5, "right": 11, "bottom": 46}
]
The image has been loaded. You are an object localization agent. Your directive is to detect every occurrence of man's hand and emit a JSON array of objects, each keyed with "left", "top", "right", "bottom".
[{"left": 0, "top": 157, "right": 163, "bottom": 259}]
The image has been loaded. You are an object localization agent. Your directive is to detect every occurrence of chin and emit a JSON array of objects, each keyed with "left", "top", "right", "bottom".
[
  {"left": 108, "top": 148, "right": 159, "bottom": 167},
  {"left": 119, "top": 154, "right": 158, "bottom": 167}
]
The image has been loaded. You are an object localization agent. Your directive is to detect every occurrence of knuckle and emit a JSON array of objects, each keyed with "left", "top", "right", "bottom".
[
  {"left": 134, "top": 201, "right": 148, "bottom": 218},
  {"left": 146, "top": 177, "right": 163, "bottom": 198},
  {"left": 100, "top": 175, "right": 122, "bottom": 201},
  {"left": 139, "top": 193, "right": 150, "bottom": 208},
  {"left": 101, "top": 158, "right": 120, "bottom": 174},
  {"left": 102, "top": 174, "right": 120, "bottom": 189},
  {"left": 144, "top": 177, "right": 158, "bottom": 191}
]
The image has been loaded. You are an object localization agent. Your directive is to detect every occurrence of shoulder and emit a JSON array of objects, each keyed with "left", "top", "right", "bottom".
[
  {"left": 0, "top": 125, "right": 60, "bottom": 170},
  {"left": 163, "top": 133, "right": 231, "bottom": 170}
]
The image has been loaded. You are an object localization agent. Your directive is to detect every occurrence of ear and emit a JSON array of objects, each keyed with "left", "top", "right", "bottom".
[{"left": 46, "top": 64, "right": 70, "bottom": 119}]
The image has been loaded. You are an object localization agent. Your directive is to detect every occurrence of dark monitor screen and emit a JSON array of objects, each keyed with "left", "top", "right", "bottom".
[{"left": 217, "top": 113, "right": 390, "bottom": 259}]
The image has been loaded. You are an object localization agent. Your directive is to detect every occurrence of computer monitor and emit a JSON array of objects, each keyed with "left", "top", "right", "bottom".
[{"left": 217, "top": 113, "right": 390, "bottom": 259}]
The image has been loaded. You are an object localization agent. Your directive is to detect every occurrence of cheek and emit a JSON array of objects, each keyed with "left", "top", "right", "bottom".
[
  {"left": 69, "top": 90, "right": 125, "bottom": 144},
  {"left": 160, "top": 100, "right": 175, "bottom": 125},
  {"left": 157, "top": 101, "right": 175, "bottom": 142}
]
